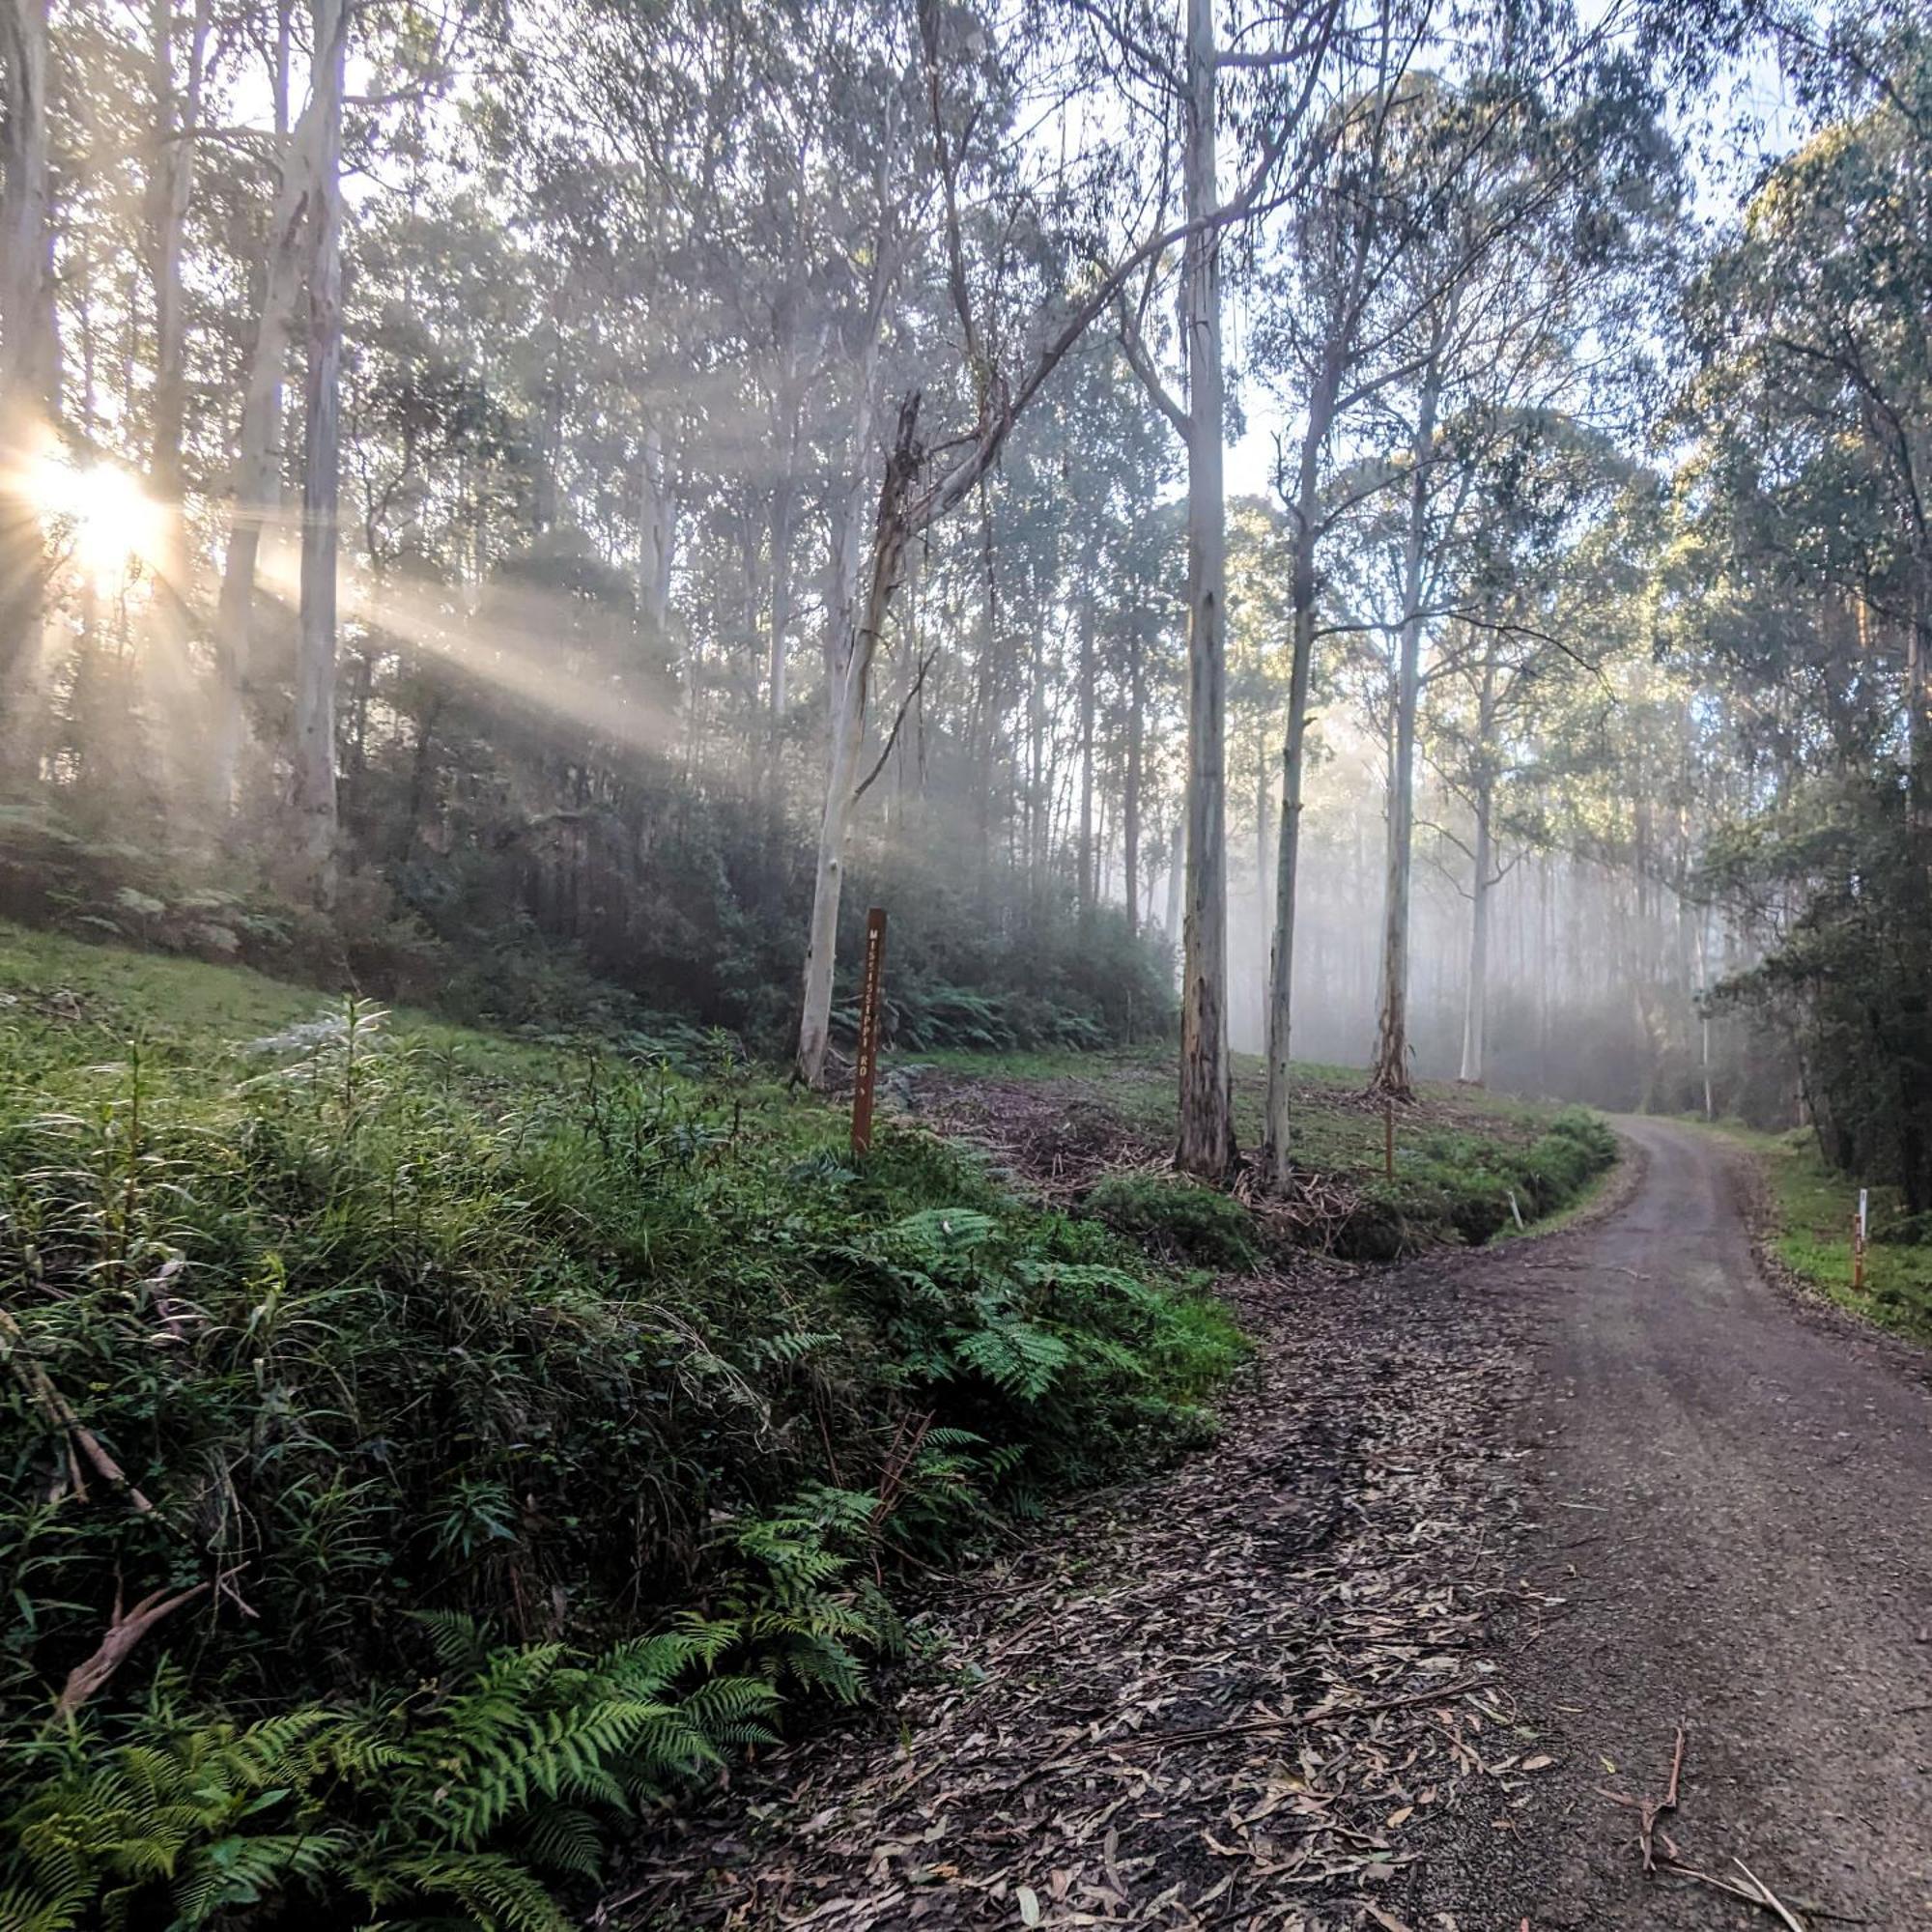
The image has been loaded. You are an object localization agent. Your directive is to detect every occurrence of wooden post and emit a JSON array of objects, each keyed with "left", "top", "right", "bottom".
[
  {"left": 1384, "top": 1095, "right": 1395, "bottom": 1180},
  {"left": 1853, "top": 1186, "right": 1867, "bottom": 1292},
  {"left": 850, "top": 907, "right": 888, "bottom": 1157}
]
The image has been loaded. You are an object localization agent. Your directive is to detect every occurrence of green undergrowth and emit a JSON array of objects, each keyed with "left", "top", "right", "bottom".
[
  {"left": 1086, "top": 1173, "right": 1263, "bottom": 1270},
  {"left": 921, "top": 1045, "right": 1618, "bottom": 1262},
  {"left": 1701, "top": 1119, "right": 1932, "bottom": 1343},
  {"left": 0, "top": 923, "right": 1236, "bottom": 1929},
  {"left": 1336, "top": 1109, "right": 1619, "bottom": 1260}
]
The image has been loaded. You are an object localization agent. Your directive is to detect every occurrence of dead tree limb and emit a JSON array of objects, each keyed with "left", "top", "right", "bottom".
[
  {"left": 55, "top": 1577, "right": 213, "bottom": 1717},
  {"left": 1, "top": 1306, "right": 156, "bottom": 1515}
]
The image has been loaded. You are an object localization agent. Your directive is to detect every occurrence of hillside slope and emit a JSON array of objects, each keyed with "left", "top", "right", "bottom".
[{"left": 0, "top": 924, "right": 1610, "bottom": 1930}]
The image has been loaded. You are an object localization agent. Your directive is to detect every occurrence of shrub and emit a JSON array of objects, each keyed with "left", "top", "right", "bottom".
[
  {"left": 1086, "top": 1172, "right": 1262, "bottom": 1271},
  {"left": 1330, "top": 1187, "right": 1414, "bottom": 1263},
  {"left": 1328, "top": 1109, "right": 1615, "bottom": 1258},
  {"left": 1877, "top": 1209, "right": 1932, "bottom": 1247},
  {"left": 0, "top": 945, "right": 1237, "bottom": 1927}
]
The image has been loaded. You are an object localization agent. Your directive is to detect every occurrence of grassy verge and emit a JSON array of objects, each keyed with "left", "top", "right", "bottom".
[
  {"left": 0, "top": 924, "right": 1236, "bottom": 1929},
  {"left": 914, "top": 1043, "right": 1619, "bottom": 1261},
  {"left": 1698, "top": 1120, "right": 1932, "bottom": 1343}
]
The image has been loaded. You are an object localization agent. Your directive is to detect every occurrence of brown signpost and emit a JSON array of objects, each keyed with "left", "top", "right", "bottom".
[{"left": 851, "top": 907, "right": 888, "bottom": 1157}]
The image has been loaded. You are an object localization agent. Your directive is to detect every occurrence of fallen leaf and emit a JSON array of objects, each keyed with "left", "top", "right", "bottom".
[{"left": 1017, "top": 1883, "right": 1042, "bottom": 1925}]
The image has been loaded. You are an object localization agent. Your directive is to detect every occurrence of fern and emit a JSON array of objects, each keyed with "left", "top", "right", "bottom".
[
  {"left": 953, "top": 1320, "right": 1073, "bottom": 1400},
  {"left": 0, "top": 1635, "right": 782, "bottom": 1931}
]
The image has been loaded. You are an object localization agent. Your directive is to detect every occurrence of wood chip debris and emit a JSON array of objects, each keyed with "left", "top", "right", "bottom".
[{"left": 601, "top": 1265, "right": 1563, "bottom": 1930}]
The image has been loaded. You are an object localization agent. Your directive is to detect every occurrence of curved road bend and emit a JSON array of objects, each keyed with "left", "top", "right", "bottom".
[{"left": 1501, "top": 1117, "right": 1932, "bottom": 1927}]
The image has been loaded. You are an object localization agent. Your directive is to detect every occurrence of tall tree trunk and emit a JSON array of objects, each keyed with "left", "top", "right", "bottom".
[
  {"left": 290, "top": 0, "right": 347, "bottom": 900},
  {"left": 1457, "top": 644, "right": 1498, "bottom": 1085},
  {"left": 1694, "top": 908, "right": 1714, "bottom": 1121},
  {"left": 1124, "top": 616, "right": 1144, "bottom": 938},
  {"left": 768, "top": 467, "right": 796, "bottom": 724},
  {"left": 1255, "top": 736, "right": 1273, "bottom": 1023},
  {"left": 636, "top": 418, "right": 677, "bottom": 692},
  {"left": 1164, "top": 815, "right": 1184, "bottom": 946},
  {"left": 0, "top": 0, "right": 55, "bottom": 767},
  {"left": 210, "top": 62, "right": 317, "bottom": 811},
  {"left": 973, "top": 481, "right": 998, "bottom": 913},
  {"left": 1458, "top": 777, "right": 1493, "bottom": 1085},
  {"left": 1262, "top": 353, "right": 1338, "bottom": 1187},
  {"left": 1369, "top": 358, "right": 1442, "bottom": 1098},
  {"left": 794, "top": 317, "right": 888, "bottom": 1085},
  {"left": 1076, "top": 554, "right": 1095, "bottom": 920},
  {"left": 1175, "top": 0, "right": 1233, "bottom": 1177},
  {"left": 795, "top": 394, "right": 921, "bottom": 1088},
  {"left": 149, "top": 0, "right": 213, "bottom": 804},
  {"left": 148, "top": 0, "right": 211, "bottom": 508}
]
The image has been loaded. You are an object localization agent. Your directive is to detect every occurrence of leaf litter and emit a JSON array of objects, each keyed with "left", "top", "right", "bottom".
[{"left": 602, "top": 1259, "right": 1570, "bottom": 1931}]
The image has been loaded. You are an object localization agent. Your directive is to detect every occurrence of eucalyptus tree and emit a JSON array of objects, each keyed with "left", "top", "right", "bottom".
[
  {"left": 1688, "top": 6, "right": 1932, "bottom": 814},
  {"left": 1332, "top": 62, "right": 1672, "bottom": 1096},
  {"left": 1101, "top": 0, "right": 1350, "bottom": 1174},
  {"left": 789, "top": 0, "right": 1347, "bottom": 1095},
  {"left": 1669, "top": 5, "right": 1932, "bottom": 1204},
  {"left": 0, "top": 0, "right": 54, "bottom": 759},
  {"left": 1422, "top": 417, "right": 1649, "bottom": 1085}
]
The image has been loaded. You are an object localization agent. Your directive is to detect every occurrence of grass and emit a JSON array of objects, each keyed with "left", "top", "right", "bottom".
[
  {"left": 1698, "top": 1119, "right": 1932, "bottom": 1343},
  {"left": 0, "top": 921, "right": 1239, "bottom": 1929},
  {"left": 913, "top": 1042, "right": 1615, "bottom": 1259},
  {"left": 1493, "top": 1147, "right": 1622, "bottom": 1242}
]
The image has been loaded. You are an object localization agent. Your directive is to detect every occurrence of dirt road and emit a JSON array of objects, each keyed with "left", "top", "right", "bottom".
[
  {"left": 1499, "top": 1118, "right": 1932, "bottom": 1927},
  {"left": 611, "top": 1119, "right": 1932, "bottom": 1930}
]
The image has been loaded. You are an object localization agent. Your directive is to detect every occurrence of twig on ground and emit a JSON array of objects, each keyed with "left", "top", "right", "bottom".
[
  {"left": 1, "top": 1306, "right": 156, "bottom": 1515},
  {"left": 1609, "top": 1726, "right": 1814, "bottom": 1932},
  {"left": 1638, "top": 1723, "right": 1685, "bottom": 1871},
  {"left": 1655, "top": 1855, "right": 1811, "bottom": 1930},
  {"left": 1734, "top": 1856, "right": 1812, "bottom": 1932}
]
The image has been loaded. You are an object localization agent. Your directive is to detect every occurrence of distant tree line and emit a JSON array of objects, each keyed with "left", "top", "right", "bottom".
[{"left": 0, "top": 0, "right": 1924, "bottom": 1202}]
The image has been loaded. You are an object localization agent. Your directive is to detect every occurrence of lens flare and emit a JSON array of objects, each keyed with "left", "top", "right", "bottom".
[{"left": 31, "top": 450, "right": 168, "bottom": 590}]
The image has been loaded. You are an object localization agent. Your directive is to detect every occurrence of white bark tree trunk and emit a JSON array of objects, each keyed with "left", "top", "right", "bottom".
[
  {"left": 1457, "top": 645, "right": 1499, "bottom": 1085},
  {"left": 149, "top": 0, "right": 212, "bottom": 805},
  {"left": 148, "top": 0, "right": 211, "bottom": 505},
  {"left": 1175, "top": 0, "right": 1234, "bottom": 1177},
  {"left": 636, "top": 420, "right": 676, "bottom": 656},
  {"left": 795, "top": 393, "right": 919, "bottom": 1088},
  {"left": 1263, "top": 349, "right": 1341, "bottom": 1186},
  {"left": 1077, "top": 556, "right": 1096, "bottom": 918},
  {"left": 1163, "top": 815, "right": 1184, "bottom": 946},
  {"left": 0, "top": 0, "right": 54, "bottom": 759},
  {"left": 1123, "top": 616, "right": 1144, "bottom": 938},
  {"left": 290, "top": 0, "right": 347, "bottom": 900},
  {"left": 1458, "top": 780, "right": 1493, "bottom": 1085},
  {"left": 1369, "top": 357, "right": 1442, "bottom": 1097},
  {"left": 210, "top": 49, "right": 321, "bottom": 810}
]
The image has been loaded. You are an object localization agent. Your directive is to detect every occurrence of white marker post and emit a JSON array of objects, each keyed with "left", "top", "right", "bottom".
[{"left": 1854, "top": 1187, "right": 1868, "bottom": 1293}]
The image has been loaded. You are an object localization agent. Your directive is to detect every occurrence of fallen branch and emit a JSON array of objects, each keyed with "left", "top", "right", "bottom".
[
  {"left": 0, "top": 1306, "right": 156, "bottom": 1515},
  {"left": 55, "top": 1577, "right": 214, "bottom": 1717},
  {"left": 1606, "top": 1725, "right": 1812, "bottom": 1931}
]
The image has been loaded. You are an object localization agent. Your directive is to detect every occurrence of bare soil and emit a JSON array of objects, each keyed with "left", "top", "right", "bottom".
[{"left": 602, "top": 1117, "right": 1932, "bottom": 1931}]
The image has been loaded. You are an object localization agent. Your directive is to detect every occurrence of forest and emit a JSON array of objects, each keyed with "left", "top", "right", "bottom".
[{"left": 0, "top": 0, "right": 1929, "bottom": 1924}]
